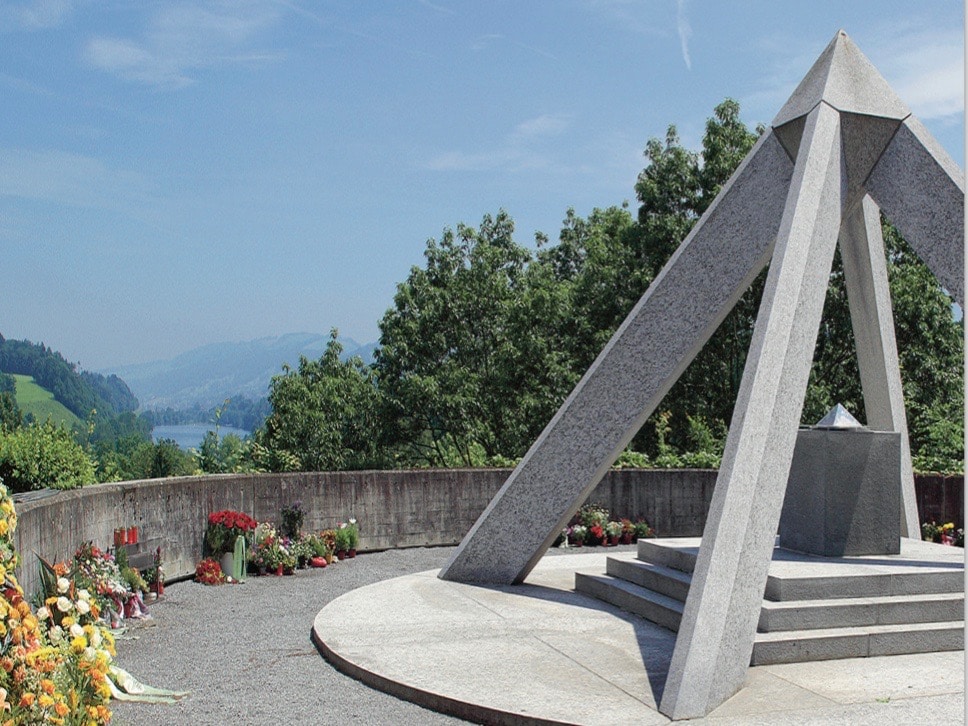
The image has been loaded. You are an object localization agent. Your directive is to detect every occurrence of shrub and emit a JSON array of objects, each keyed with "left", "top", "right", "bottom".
[{"left": 0, "top": 419, "right": 96, "bottom": 492}]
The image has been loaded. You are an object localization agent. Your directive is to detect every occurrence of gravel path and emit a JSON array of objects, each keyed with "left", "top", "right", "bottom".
[{"left": 110, "top": 547, "right": 468, "bottom": 726}]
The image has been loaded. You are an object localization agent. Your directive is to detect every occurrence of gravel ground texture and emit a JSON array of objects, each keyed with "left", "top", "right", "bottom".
[{"left": 110, "top": 547, "right": 468, "bottom": 726}]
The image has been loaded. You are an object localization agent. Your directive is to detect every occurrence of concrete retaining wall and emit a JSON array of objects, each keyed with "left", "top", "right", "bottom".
[{"left": 11, "top": 469, "right": 960, "bottom": 597}]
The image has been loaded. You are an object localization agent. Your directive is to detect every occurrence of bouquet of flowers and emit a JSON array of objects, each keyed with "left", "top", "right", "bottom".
[
  {"left": 71, "top": 542, "right": 139, "bottom": 625},
  {"left": 249, "top": 523, "right": 286, "bottom": 572},
  {"left": 205, "top": 510, "right": 258, "bottom": 557},
  {"left": 195, "top": 558, "right": 226, "bottom": 585}
]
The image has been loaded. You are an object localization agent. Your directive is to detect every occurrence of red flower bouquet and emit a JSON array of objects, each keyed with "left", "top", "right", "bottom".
[
  {"left": 205, "top": 510, "right": 258, "bottom": 556},
  {"left": 195, "top": 558, "right": 225, "bottom": 585}
]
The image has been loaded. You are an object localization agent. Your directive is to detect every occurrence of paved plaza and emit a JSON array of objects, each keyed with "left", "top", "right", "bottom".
[{"left": 111, "top": 546, "right": 963, "bottom": 725}]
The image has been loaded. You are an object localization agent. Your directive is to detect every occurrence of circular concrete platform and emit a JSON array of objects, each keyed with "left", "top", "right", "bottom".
[{"left": 312, "top": 552, "right": 964, "bottom": 725}]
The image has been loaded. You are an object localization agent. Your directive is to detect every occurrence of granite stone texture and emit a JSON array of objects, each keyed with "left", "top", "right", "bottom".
[
  {"left": 660, "top": 101, "right": 846, "bottom": 721},
  {"left": 438, "top": 129, "right": 795, "bottom": 585},
  {"left": 779, "top": 428, "right": 901, "bottom": 556},
  {"left": 866, "top": 115, "right": 965, "bottom": 306},
  {"left": 772, "top": 31, "right": 909, "bottom": 128},
  {"left": 839, "top": 196, "right": 918, "bottom": 537}
]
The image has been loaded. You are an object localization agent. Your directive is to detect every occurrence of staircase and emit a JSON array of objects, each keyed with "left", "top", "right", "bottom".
[{"left": 575, "top": 537, "right": 964, "bottom": 665}]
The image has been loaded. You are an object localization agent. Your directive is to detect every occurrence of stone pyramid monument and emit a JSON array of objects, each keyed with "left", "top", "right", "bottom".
[{"left": 439, "top": 30, "right": 963, "bottom": 719}]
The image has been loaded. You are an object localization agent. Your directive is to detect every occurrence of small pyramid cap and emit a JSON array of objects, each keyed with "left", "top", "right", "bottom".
[
  {"left": 772, "top": 30, "right": 910, "bottom": 127},
  {"left": 814, "top": 403, "right": 865, "bottom": 430}
]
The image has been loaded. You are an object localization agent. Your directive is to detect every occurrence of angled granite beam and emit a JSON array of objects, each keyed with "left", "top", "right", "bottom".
[
  {"left": 839, "top": 195, "right": 918, "bottom": 538},
  {"left": 865, "top": 115, "right": 965, "bottom": 306},
  {"left": 660, "top": 102, "right": 846, "bottom": 720},
  {"left": 438, "top": 130, "right": 794, "bottom": 585}
]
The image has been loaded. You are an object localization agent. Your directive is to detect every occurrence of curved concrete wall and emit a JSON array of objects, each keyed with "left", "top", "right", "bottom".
[{"left": 11, "top": 468, "right": 958, "bottom": 597}]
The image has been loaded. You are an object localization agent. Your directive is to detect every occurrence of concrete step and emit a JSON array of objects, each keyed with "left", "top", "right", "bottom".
[
  {"left": 763, "top": 568, "right": 964, "bottom": 601},
  {"left": 751, "top": 620, "right": 965, "bottom": 666},
  {"left": 636, "top": 538, "right": 698, "bottom": 573},
  {"left": 575, "top": 573, "right": 683, "bottom": 632},
  {"left": 635, "top": 539, "right": 964, "bottom": 602},
  {"left": 606, "top": 555, "right": 692, "bottom": 602},
  {"left": 758, "top": 592, "right": 965, "bottom": 632}
]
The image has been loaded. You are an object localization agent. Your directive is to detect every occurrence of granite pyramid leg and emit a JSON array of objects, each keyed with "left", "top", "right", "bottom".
[
  {"left": 839, "top": 195, "right": 918, "bottom": 538},
  {"left": 659, "top": 102, "right": 845, "bottom": 720},
  {"left": 865, "top": 116, "right": 965, "bottom": 306},
  {"left": 438, "top": 130, "right": 795, "bottom": 584}
]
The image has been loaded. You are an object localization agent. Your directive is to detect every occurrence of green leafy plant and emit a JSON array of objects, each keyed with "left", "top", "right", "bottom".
[
  {"left": 333, "top": 526, "right": 352, "bottom": 553},
  {"left": 633, "top": 521, "right": 655, "bottom": 540},
  {"left": 343, "top": 518, "right": 359, "bottom": 550},
  {"left": 0, "top": 419, "right": 96, "bottom": 492},
  {"left": 578, "top": 504, "right": 609, "bottom": 528}
]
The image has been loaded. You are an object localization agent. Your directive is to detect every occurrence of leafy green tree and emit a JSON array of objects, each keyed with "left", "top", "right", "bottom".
[
  {"left": 376, "top": 211, "right": 580, "bottom": 466},
  {"left": 198, "top": 432, "right": 252, "bottom": 474},
  {"left": 0, "top": 393, "right": 21, "bottom": 432},
  {"left": 884, "top": 225, "right": 963, "bottom": 470},
  {"left": 259, "top": 330, "right": 382, "bottom": 471},
  {"left": 251, "top": 98, "right": 962, "bottom": 473},
  {"left": 136, "top": 439, "right": 197, "bottom": 479},
  {"left": 0, "top": 419, "right": 96, "bottom": 492},
  {"left": 556, "top": 99, "right": 761, "bottom": 455}
]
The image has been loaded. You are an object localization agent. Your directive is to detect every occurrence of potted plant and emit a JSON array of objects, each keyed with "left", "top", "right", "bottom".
[
  {"left": 291, "top": 535, "right": 313, "bottom": 568},
  {"left": 307, "top": 534, "right": 331, "bottom": 567},
  {"left": 633, "top": 520, "right": 655, "bottom": 541},
  {"left": 344, "top": 518, "right": 359, "bottom": 557},
  {"left": 620, "top": 518, "right": 635, "bottom": 545},
  {"left": 320, "top": 529, "right": 338, "bottom": 563},
  {"left": 206, "top": 510, "right": 258, "bottom": 576},
  {"left": 606, "top": 521, "right": 623, "bottom": 546},
  {"left": 568, "top": 525, "right": 588, "bottom": 547},
  {"left": 144, "top": 547, "right": 165, "bottom": 597},
  {"left": 579, "top": 504, "right": 609, "bottom": 546},
  {"left": 250, "top": 523, "right": 283, "bottom": 574},
  {"left": 280, "top": 545, "right": 297, "bottom": 575},
  {"left": 334, "top": 526, "right": 352, "bottom": 559}
]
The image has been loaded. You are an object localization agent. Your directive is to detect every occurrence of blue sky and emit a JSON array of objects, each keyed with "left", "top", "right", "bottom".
[{"left": 1, "top": 1, "right": 963, "bottom": 370}]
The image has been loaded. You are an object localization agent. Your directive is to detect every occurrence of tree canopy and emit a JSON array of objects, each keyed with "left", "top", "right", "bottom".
[{"left": 257, "top": 99, "right": 963, "bottom": 473}]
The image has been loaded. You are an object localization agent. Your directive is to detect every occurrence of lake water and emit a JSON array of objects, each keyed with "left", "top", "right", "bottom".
[{"left": 151, "top": 424, "right": 251, "bottom": 450}]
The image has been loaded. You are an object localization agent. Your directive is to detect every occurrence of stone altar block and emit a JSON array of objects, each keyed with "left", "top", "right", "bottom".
[{"left": 779, "top": 427, "right": 901, "bottom": 556}]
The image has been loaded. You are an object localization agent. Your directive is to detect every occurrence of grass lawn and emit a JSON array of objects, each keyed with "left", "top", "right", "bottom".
[{"left": 12, "top": 374, "right": 81, "bottom": 427}]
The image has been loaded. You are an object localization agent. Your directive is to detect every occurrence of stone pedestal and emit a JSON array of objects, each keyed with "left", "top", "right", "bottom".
[{"left": 779, "top": 428, "right": 901, "bottom": 556}]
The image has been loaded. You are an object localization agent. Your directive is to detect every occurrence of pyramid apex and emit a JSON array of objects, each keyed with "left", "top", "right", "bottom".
[
  {"left": 772, "top": 31, "right": 909, "bottom": 128},
  {"left": 814, "top": 404, "right": 865, "bottom": 430}
]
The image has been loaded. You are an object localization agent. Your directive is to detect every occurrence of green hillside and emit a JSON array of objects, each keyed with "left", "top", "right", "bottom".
[{"left": 13, "top": 374, "right": 81, "bottom": 428}]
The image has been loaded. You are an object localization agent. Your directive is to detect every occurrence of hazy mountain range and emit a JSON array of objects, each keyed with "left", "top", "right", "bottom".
[{"left": 103, "top": 333, "right": 377, "bottom": 411}]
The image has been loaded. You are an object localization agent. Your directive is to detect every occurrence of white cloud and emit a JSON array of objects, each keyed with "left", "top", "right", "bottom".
[
  {"left": 742, "top": 26, "right": 965, "bottom": 126},
  {"left": 676, "top": 0, "right": 691, "bottom": 70},
  {"left": 743, "top": 26, "right": 964, "bottom": 126},
  {"left": 0, "top": 148, "right": 156, "bottom": 212},
  {"left": 427, "top": 114, "right": 573, "bottom": 172},
  {"left": 0, "top": 0, "right": 72, "bottom": 30},
  {"left": 875, "top": 31, "right": 964, "bottom": 121},
  {"left": 85, "top": 2, "right": 282, "bottom": 89},
  {"left": 513, "top": 114, "right": 571, "bottom": 138}
]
